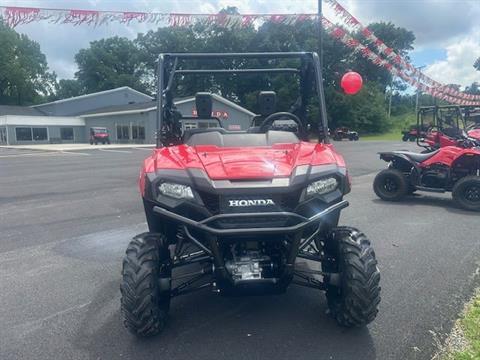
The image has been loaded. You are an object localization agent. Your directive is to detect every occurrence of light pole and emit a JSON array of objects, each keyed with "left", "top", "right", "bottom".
[
  {"left": 388, "top": 77, "right": 394, "bottom": 118},
  {"left": 415, "top": 65, "right": 426, "bottom": 115},
  {"left": 318, "top": 0, "right": 323, "bottom": 67}
]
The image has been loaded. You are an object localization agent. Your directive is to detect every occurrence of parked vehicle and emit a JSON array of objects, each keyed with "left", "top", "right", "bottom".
[
  {"left": 332, "top": 127, "right": 359, "bottom": 141},
  {"left": 120, "top": 52, "right": 381, "bottom": 337},
  {"left": 373, "top": 143, "right": 480, "bottom": 211},
  {"left": 89, "top": 127, "right": 110, "bottom": 145},
  {"left": 401, "top": 125, "right": 426, "bottom": 142},
  {"left": 466, "top": 108, "right": 480, "bottom": 142},
  {"left": 416, "top": 105, "right": 479, "bottom": 151}
]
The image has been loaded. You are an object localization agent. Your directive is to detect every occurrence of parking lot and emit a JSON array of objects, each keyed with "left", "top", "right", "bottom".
[{"left": 1, "top": 141, "right": 479, "bottom": 360}]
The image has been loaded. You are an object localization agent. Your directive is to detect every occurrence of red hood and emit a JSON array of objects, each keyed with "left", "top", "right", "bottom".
[
  {"left": 468, "top": 129, "right": 480, "bottom": 140},
  {"left": 144, "top": 142, "right": 346, "bottom": 180}
]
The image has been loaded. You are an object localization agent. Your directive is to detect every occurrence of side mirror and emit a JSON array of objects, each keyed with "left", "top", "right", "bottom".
[{"left": 341, "top": 72, "right": 363, "bottom": 95}]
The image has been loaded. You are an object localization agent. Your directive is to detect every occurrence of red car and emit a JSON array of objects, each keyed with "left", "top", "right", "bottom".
[{"left": 120, "top": 52, "right": 380, "bottom": 337}]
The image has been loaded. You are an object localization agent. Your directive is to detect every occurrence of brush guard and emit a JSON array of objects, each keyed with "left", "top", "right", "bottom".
[{"left": 154, "top": 200, "right": 348, "bottom": 297}]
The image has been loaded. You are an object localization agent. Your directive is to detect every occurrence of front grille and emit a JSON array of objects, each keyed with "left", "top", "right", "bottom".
[
  {"left": 197, "top": 189, "right": 302, "bottom": 215},
  {"left": 214, "top": 215, "right": 290, "bottom": 229}
]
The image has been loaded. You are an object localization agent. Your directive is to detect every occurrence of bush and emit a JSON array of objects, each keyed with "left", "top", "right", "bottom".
[{"left": 325, "top": 83, "right": 389, "bottom": 134}]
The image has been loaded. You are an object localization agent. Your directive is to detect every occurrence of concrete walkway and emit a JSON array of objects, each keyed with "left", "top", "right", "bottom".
[{"left": 0, "top": 143, "right": 154, "bottom": 152}]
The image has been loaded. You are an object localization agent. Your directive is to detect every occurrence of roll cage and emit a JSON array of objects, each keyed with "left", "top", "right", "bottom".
[
  {"left": 416, "top": 105, "right": 470, "bottom": 148},
  {"left": 155, "top": 52, "right": 329, "bottom": 148}
]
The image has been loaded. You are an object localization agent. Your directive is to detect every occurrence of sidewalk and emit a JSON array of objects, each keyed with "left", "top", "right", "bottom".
[{"left": 0, "top": 143, "right": 155, "bottom": 152}]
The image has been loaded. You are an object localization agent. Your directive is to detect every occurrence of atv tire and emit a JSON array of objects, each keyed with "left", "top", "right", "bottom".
[
  {"left": 373, "top": 169, "right": 408, "bottom": 201},
  {"left": 402, "top": 134, "right": 409, "bottom": 142},
  {"left": 452, "top": 176, "right": 480, "bottom": 211},
  {"left": 121, "top": 232, "right": 172, "bottom": 337},
  {"left": 324, "top": 227, "right": 380, "bottom": 327}
]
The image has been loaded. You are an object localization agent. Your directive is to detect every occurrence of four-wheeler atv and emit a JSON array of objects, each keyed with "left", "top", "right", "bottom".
[
  {"left": 373, "top": 144, "right": 480, "bottom": 211},
  {"left": 121, "top": 52, "right": 381, "bottom": 337},
  {"left": 332, "top": 127, "right": 359, "bottom": 141},
  {"left": 89, "top": 127, "right": 111, "bottom": 145}
]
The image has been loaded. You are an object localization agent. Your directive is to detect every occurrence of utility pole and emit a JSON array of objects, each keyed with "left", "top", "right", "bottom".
[
  {"left": 318, "top": 0, "right": 323, "bottom": 68},
  {"left": 415, "top": 65, "right": 426, "bottom": 115},
  {"left": 388, "top": 77, "right": 394, "bottom": 118}
]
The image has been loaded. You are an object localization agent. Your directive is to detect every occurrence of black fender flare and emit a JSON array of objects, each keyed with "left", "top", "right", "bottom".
[{"left": 378, "top": 152, "right": 419, "bottom": 174}]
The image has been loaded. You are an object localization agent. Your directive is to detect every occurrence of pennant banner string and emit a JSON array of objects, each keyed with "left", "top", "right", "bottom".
[
  {"left": 1, "top": 5, "right": 478, "bottom": 105},
  {"left": 324, "top": 0, "right": 480, "bottom": 102}
]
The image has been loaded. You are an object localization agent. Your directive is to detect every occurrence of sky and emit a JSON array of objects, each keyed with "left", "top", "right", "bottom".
[{"left": 1, "top": 0, "right": 479, "bottom": 88}]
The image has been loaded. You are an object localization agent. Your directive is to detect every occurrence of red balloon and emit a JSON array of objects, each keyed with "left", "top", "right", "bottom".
[{"left": 341, "top": 72, "right": 363, "bottom": 95}]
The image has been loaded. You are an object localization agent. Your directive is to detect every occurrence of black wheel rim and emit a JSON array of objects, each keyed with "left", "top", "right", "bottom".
[
  {"left": 464, "top": 185, "right": 480, "bottom": 203},
  {"left": 383, "top": 177, "right": 398, "bottom": 193}
]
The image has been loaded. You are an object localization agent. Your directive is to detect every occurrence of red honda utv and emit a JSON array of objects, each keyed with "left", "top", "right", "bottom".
[
  {"left": 89, "top": 127, "right": 111, "bottom": 145},
  {"left": 466, "top": 108, "right": 480, "bottom": 142},
  {"left": 416, "top": 105, "right": 478, "bottom": 151},
  {"left": 120, "top": 52, "right": 381, "bottom": 337}
]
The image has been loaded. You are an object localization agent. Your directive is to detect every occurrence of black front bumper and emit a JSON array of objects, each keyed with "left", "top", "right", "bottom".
[{"left": 153, "top": 200, "right": 348, "bottom": 236}]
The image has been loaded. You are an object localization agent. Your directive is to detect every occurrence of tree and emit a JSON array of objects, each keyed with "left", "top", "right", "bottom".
[
  {"left": 465, "top": 82, "right": 480, "bottom": 95},
  {"left": 326, "top": 83, "right": 389, "bottom": 133},
  {"left": 352, "top": 22, "right": 415, "bottom": 90},
  {"left": 48, "top": 79, "right": 85, "bottom": 101},
  {"left": 474, "top": 57, "right": 480, "bottom": 71},
  {"left": 0, "top": 18, "right": 56, "bottom": 105},
  {"left": 74, "top": 36, "right": 147, "bottom": 94}
]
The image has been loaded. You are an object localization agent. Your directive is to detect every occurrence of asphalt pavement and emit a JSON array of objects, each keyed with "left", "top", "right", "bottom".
[{"left": 1, "top": 141, "right": 479, "bottom": 360}]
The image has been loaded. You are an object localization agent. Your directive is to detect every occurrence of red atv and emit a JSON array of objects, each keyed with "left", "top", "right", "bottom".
[
  {"left": 120, "top": 52, "right": 380, "bottom": 337},
  {"left": 373, "top": 144, "right": 480, "bottom": 211},
  {"left": 89, "top": 127, "right": 111, "bottom": 145}
]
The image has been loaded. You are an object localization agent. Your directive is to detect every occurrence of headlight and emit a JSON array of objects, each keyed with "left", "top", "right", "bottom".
[
  {"left": 306, "top": 177, "right": 338, "bottom": 196},
  {"left": 158, "top": 182, "right": 194, "bottom": 199}
]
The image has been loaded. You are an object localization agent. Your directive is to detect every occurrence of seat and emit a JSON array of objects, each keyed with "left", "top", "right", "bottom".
[
  {"left": 392, "top": 149, "right": 440, "bottom": 162},
  {"left": 186, "top": 130, "right": 299, "bottom": 147}
]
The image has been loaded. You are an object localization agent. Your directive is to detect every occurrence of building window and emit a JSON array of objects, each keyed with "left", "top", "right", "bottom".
[
  {"left": 32, "top": 128, "right": 48, "bottom": 141},
  {"left": 16, "top": 127, "right": 33, "bottom": 141},
  {"left": 116, "top": 125, "right": 130, "bottom": 140},
  {"left": 198, "top": 121, "right": 220, "bottom": 129},
  {"left": 132, "top": 125, "right": 145, "bottom": 140},
  {"left": 60, "top": 127, "right": 74, "bottom": 140},
  {"left": 184, "top": 122, "right": 197, "bottom": 130}
]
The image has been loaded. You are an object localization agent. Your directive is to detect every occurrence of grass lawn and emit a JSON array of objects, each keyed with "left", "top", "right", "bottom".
[
  {"left": 442, "top": 290, "right": 480, "bottom": 359},
  {"left": 361, "top": 130, "right": 403, "bottom": 141}
]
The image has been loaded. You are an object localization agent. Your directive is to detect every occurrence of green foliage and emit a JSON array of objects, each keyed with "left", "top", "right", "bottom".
[
  {"left": 465, "top": 82, "right": 480, "bottom": 95},
  {"left": 352, "top": 22, "right": 415, "bottom": 89},
  {"left": 0, "top": 10, "right": 422, "bottom": 133},
  {"left": 325, "top": 83, "right": 389, "bottom": 133},
  {"left": 48, "top": 79, "right": 85, "bottom": 101},
  {"left": 442, "top": 291, "right": 480, "bottom": 360},
  {"left": 74, "top": 36, "right": 147, "bottom": 94},
  {"left": 0, "top": 18, "right": 56, "bottom": 105}
]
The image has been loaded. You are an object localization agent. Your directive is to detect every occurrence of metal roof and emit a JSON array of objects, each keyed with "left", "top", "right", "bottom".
[
  {"left": 0, "top": 105, "right": 45, "bottom": 116},
  {"left": 80, "top": 94, "right": 256, "bottom": 118},
  {"left": 32, "top": 86, "right": 153, "bottom": 108}
]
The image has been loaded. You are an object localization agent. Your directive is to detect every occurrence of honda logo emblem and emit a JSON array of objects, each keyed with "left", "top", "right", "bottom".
[{"left": 228, "top": 199, "right": 275, "bottom": 207}]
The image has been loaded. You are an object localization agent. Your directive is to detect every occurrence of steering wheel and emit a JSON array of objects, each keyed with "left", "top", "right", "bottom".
[{"left": 259, "top": 112, "right": 304, "bottom": 134}]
